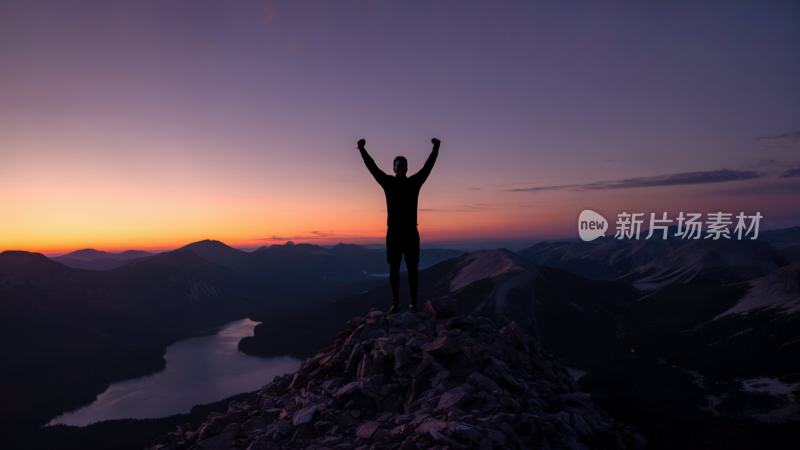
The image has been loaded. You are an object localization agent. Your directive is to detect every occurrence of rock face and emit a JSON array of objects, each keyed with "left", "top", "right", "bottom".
[{"left": 149, "top": 308, "right": 645, "bottom": 450}]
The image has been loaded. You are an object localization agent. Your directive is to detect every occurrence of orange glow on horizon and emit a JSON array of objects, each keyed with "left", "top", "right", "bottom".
[
  {"left": 3, "top": 131, "right": 797, "bottom": 256},
  {"left": 5, "top": 177, "right": 796, "bottom": 256}
]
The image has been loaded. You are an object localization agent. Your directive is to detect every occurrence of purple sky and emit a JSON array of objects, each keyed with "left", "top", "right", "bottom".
[{"left": 1, "top": 0, "right": 799, "bottom": 252}]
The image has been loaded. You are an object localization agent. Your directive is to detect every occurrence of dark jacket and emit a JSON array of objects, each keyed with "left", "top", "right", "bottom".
[{"left": 359, "top": 147, "right": 438, "bottom": 229}]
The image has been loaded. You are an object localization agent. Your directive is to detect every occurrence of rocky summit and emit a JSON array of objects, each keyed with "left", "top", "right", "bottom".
[{"left": 149, "top": 301, "right": 644, "bottom": 450}]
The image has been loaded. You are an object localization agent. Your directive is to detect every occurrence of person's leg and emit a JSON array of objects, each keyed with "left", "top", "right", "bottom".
[
  {"left": 386, "top": 229, "right": 400, "bottom": 313},
  {"left": 389, "top": 260, "right": 401, "bottom": 305},
  {"left": 407, "top": 258, "right": 418, "bottom": 311},
  {"left": 406, "top": 227, "right": 421, "bottom": 312}
]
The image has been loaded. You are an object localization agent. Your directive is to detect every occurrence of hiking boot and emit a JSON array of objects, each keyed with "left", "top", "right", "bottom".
[{"left": 387, "top": 302, "right": 399, "bottom": 315}]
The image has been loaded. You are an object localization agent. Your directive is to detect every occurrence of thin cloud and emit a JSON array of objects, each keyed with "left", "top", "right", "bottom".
[
  {"left": 716, "top": 179, "right": 800, "bottom": 196},
  {"left": 756, "top": 130, "right": 800, "bottom": 154},
  {"left": 508, "top": 169, "right": 763, "bottom": 193},
  {"left": 781, "top": 167, "right": 800, "bottom": 178},
  {"left": 756, "top": 130, "right": 800, "bottom": 141},
  {"left": 421, "top": 203, "right": 493, "bottom": 213},
  {"left": 260, "top": 230, "right": 358, "bottom": 241}
]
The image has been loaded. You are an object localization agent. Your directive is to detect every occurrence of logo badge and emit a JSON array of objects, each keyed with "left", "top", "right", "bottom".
[{"left": 578, "top": 209, "right": 608, "bottom": 242}]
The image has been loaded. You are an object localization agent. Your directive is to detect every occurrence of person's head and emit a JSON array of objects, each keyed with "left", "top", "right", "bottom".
[{"left": 393, "top": 156, "right": 408, "bottom": 177}]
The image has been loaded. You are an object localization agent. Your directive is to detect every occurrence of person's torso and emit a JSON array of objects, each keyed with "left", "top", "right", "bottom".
[{"left": 382, "top": 176, "right": 421, "bottom": 228}]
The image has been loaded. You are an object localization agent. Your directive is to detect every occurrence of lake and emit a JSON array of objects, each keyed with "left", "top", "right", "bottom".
[{"left": 48, "top": 318, "right": 301, "bottom": 426}]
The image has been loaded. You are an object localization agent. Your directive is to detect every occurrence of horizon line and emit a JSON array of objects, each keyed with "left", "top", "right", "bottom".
[
  {"left": 4, "top": 222, "right": 798, "bottom": 257},
  {"left": 6, "top": 235, "right": 574, "bottom": 257}
]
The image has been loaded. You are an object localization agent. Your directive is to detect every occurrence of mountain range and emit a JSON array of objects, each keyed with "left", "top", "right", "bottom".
[
  {"left": 52, "top": 249, "right": 153, "bottom": 270},
  {"left": 2, "top": 228, "right": 799, "bottom": 449}
]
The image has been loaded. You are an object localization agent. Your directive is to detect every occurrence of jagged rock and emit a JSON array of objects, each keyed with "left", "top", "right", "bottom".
[
  {"left": 355, "top": 420, "right": 381, "bottom": 439},
  {"left": 467, "top": 371, "right": 502, "bottom": 393},
  {"left": 261, "top": 408, "right": 282, "bottom": 422},
  {"left": 436, "top": 386, "right": 467, "bottom": 410},
  {"left": 196, "top": 422, "right": 239, "bottom": 450},
  {"left": 333, "top": 381, "right": 361, "bottom": 398},
  {"left": 242, "top": 416, "right": 266, "bottom": 433},
  {"left": 424, "top": 297, "right": 458, "bottom": 318},
  {"left": 387, "top": 311, "right": 420, "bottom": 328},
  {"left": 420, "top": 333, "right": 459, "bottom": 355},
  {"left": 393, "top": 346, "right": 411, "bottom": 371},
  {"left": 415, "top": 418, "right": 448, "bottom": 434},
  {"left": 448, "top": 422, "right": 483, "bottom": 442},
  {"left": 292, "top": 404, "right": 319, "bottom": 426},
  {"left": 196, "top": 414, "right": 227, "bottom": 440},
  {"left": 148, "top": 306, "right": 645, "bottom": 450}
]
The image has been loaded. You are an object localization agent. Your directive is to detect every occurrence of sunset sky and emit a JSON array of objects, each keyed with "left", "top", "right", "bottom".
[{"left": 1, "top": 0, "right": 799, "bottom": 254}]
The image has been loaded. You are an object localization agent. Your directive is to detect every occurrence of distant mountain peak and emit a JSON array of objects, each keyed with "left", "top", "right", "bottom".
[
  {"left": 65, "top": 248, "right": 109, "bottom": 259},
  {"left": 52, "top": 248, "right": 153, "bottom": 270},
  {"left": 178, "top": 239, "right": 243, "bottom": 255},
  {"left": 0, "top": 250, "right": 50, "bottom": 260},
  {"left": 117, "top": 250, "right": 151, "bottom": 257},
  {"left": 0, "top": 250, "right": 66, "bottom": 276},
  {"left": 172, "top": 239, "right": 246, "bottom": 267},
  {"left": 149, "top": 309, "right": 643, "bottom": 450},
  {"left": 181, "top": 239, "right": 235, "bottom": 250}
]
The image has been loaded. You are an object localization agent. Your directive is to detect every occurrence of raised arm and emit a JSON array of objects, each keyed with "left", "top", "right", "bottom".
[
  {"left": 412, "top": 138, "right": 440, "bottom": 185},
  {"left": 357, "top": 139, "right": 390, "bottom": 187}
]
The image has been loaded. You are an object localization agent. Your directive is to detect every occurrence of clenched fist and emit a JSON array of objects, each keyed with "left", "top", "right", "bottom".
[
  {"left": 431, "top": 138, "right": 440, "bottom": 148},
  {"left": 357, "top": 138, "right": 366, "bottom": 150}
]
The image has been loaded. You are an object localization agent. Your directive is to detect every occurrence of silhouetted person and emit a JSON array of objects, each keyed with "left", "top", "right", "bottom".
[{"left": 358, "top": 138, "right": 440, "bottom": 314}]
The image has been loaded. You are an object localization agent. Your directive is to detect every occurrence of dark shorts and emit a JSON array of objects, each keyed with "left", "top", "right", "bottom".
[{"left": 386, "top": 226, "right": 420, "bottom": 265}]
